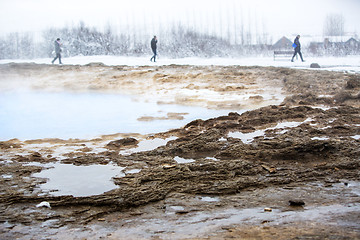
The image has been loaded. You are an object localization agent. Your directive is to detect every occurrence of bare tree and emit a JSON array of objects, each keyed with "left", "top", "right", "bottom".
[{"left": 323, "top": 14, "right": 345, "bottom": 36}]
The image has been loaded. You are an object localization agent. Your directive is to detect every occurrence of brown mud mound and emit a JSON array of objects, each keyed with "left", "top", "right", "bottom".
[
  {"left": 1, "top": 105, "right": 359, "bottom": 238},
  {"left": 0, "top": 63, "right": 360, "bottom": 239}
]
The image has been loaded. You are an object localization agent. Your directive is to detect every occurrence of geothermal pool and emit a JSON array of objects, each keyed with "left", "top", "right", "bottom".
[{"left": 0, "top": 91, "right": 240, "bottom": 140}]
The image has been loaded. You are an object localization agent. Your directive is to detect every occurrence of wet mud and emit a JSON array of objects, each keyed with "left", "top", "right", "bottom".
[{"left": 0, "top": 63, "right": 360, "bottom": 239}]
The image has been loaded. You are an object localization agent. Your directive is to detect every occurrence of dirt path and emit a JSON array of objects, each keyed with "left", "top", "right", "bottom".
[{"left": 0, "top": 63, "right": 359, "bottom": 239}]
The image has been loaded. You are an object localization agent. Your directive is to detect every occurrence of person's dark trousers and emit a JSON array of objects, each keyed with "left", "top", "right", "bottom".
[
  {"left": 291, "top": 48, "right": 303, "bottom": 62},
  {"left": 150, "top": 48, "right": 157, "bottom": 62},
  {"left": 52, "top": 53, "right": 62, "bottom": 64}
]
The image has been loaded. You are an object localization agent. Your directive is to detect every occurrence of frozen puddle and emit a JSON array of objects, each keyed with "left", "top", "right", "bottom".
[
  {"left": 228, "top": 118, "right": 312, "bottom": 144},
  {"left": 32, "top": 163, "right": 125, "bottom": 197}
]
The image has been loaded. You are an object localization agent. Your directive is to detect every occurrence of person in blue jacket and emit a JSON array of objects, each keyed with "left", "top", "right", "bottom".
[{"left": 291, "top": 35, "right": 304, "bottom": 62}]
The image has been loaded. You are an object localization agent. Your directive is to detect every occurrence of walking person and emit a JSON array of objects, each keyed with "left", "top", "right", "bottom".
[
  {"left": 51, "top": 38, "right": 62, "bottom": 64},
  {"left": 150, "top": 36, "right": 157, "bottom": 62},
  {"left": 291, "top": 35, "right": 304, "bottom": 62}
]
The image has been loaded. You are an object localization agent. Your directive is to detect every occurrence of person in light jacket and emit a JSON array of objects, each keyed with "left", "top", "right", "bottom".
[
  {"left": 51, "top": 38, "right": 62, "bottom": 64},
  {"left": 291, "top": 35, "right": 304, "bottom": 62}
]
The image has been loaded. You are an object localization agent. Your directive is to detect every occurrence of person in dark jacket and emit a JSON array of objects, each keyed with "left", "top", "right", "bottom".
[
  {"left": 51, "top": 38, "right": 62, "bottom": 64},
  {"left": 291, "top": 35, "right": 304, "bottom": 62},
  {"left": 150, "top": 36, "right": 157, "bottom": 62}
]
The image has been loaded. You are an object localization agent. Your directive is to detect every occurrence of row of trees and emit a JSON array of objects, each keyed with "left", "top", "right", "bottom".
[
  {"left": 0, "top": 32, "right": 36, "bottom": 59},
  {"left": 0, "top": 13, "right": 355, "bottom": 60},
  {"left": 0, "top": 21, "right": 273, "bottom": 60},
  {"left": 323, "top": 14, "right": 345, "bottom": 37}
]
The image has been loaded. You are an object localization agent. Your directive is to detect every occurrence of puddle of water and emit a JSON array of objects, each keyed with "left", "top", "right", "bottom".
[
  {"left": 0, "top": 91, "right": 238, "bottom": 141},
  {"left": 20, "top": 141, "right": 110, "bottom": 160},
  {"left": 119, "top": 136, "right": 177, "bottom": 155},
  {"left": 32, "top": 163, "right": 125, "bottom": 197},
  {"left": 228, "top": 118, "right": 312, "bottom": 144},
  {"left": 174, "top": 156, "right": 195, "bottom": 164},
  {"left": 333, "top": 181, "right": 360, "bottom": 196}
]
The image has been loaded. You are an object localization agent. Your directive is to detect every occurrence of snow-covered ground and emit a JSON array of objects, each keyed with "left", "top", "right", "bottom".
[{"left": 1, "top": 55, "right": 360, "bottom": 73}]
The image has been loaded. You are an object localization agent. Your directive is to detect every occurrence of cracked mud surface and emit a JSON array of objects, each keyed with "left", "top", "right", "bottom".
[{"left": 0, "top": 63, "right": 359, "bottom": 239}]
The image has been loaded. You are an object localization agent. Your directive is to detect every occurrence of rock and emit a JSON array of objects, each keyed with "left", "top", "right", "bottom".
[
  {"left": 106, "top": 138, "right": 139, "bottom": 149},
  {"left": 346, "top": 75, "right": 360, "bottom": 89},
  {"left": 29, "top": 152, "right": 44, "bottom": 161},
  {"left": 0, "top": 142, "right": 21, "bottom": 149},
  {"left": 184, "top": 119, "right": 204, "bottom": 128},
  {"left": 175, "top": 210, "right": 190, "bottom": 214},
  {"left": 310, "top": 63, "right": 321, "bottom": 68},
  {"left": 289, "top": 200, "right": 305, "bottom": 206},
  {"left": 162, "top": 164, "right": 177, "bottom": 169},
  {"left": 264, "top": 207, "right": 272, "bottom": 212},
  {"left": 261, "top": 165, "right": 277, "bottom": 173},
  {"left": 85, "top": 62, "right": 106, "bottom": 67}
]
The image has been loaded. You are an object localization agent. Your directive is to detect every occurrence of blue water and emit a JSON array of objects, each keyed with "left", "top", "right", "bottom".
[{"left": 0, "top": 91, "right": 238, "bottom": 140}]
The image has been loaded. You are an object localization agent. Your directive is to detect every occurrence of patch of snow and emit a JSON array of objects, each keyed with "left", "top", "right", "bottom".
[
  {"left": 200, "top": 196, "right": 220, "bottom": 202},
  {"left": 1, "top": 55, "right": 360, "bottom": 73},
  {"left": 174, "top": 156, "right": 195, "bottom": 164},
  {"left": 228, "top": 118, "right": 313, "bottom": 144},
  {"left": 311, "top": 137, "right": 330, "bottom": 141},
  {"left": 351, "top": 135, "right": 360, "bottom": 140},
  {"left": 125, "top": 169, "right": 141, "bottom": 174},
  {"left": 1, "top": 174, "right": 12, "bottom": 179}
]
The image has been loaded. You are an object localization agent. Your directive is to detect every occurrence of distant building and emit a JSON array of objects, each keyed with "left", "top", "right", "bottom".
[
  {"left": 272, "top": 36, "right": 292, "bottom": 50},
  {"left": 345, "top": 37, "right": 360, "bottom": 48},
  {"left": 309, "top": 36, "right": 360, "bottom": 56}
]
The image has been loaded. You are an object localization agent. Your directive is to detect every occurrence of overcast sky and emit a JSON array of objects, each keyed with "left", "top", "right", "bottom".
[{"left": 0, "top": 0, "right": 359, "bottom": 40}]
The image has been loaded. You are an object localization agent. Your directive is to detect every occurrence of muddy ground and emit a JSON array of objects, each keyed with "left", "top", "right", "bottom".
[{"left": 0, "top": 63, "right": 360, "bottom": 239}]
